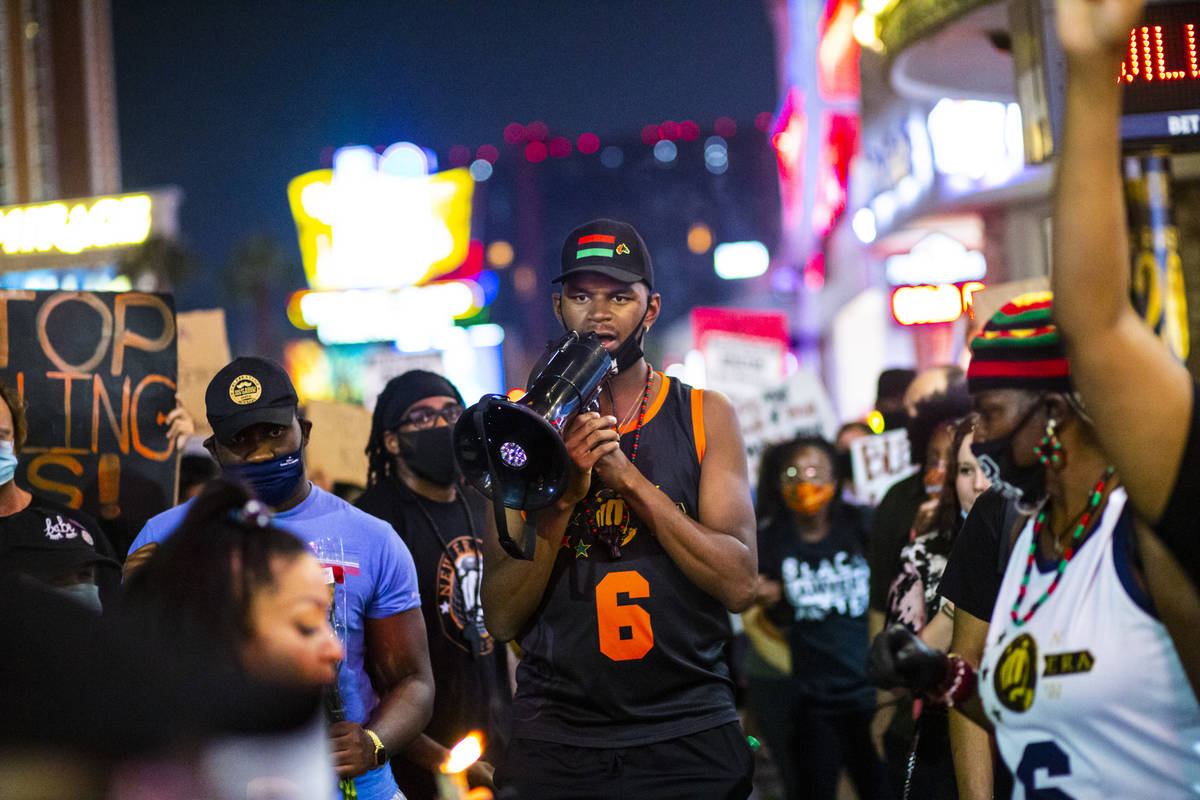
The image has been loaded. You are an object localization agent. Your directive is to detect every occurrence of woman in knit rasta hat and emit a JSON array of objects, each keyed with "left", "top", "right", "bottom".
[{"left": 868, "top": 292, "right": 1200, "bottom": 798}]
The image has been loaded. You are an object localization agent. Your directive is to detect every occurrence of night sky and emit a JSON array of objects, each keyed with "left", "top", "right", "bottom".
[{"left": 111, "top": 1, "right": 779, "bottom": 317}]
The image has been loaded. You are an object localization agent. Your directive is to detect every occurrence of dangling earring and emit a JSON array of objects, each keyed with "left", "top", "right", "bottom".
[{"left": 1034, "top": 418, "right": 1063, "bottom": 467}]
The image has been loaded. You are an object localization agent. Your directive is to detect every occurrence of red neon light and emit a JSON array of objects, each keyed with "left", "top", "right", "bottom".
[{"left": 1120, "top": 22, "right": 1200, "bottom": 82}]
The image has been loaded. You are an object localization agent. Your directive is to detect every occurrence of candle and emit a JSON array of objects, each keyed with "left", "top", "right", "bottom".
[{"left": 435, "top": 732, "right": 485, "bottom": 800}]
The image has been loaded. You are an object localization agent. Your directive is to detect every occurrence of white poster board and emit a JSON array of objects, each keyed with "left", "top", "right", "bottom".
[{"left": 849, "top": 428, "right": 919, "bottom": 505}]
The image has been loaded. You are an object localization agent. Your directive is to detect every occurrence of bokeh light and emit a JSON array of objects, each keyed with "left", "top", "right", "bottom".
[
  {"left": 577, "top": 133, "right": 600, "bottom": 154},
  {"left": 660, "top": 120, "right": 680, "bottom": 140},
  {"left": 469, "top": 158, "right": 493, "bottom": 181},
  {"left": 503, "top": 123, "right": 526, "bottom": 144},
  {"left": 448, "top": 145, "right": 472, "bottom": 167},
  {"left": 513, "top": 265, "right": 537, "bottom": 297},
  {"left": 686, "top": 223, "right": 713, "bottom": 254},
  {"left": 486, "top": 240, "right": 514, "bottom": 268},
  {"left": 755, "top": 112, "right": 774, "bottom": 132},
  {"left": 714, "top": 116, "right": 738, "bottom": 138},
  {"left": 525, "top": 141, "right": 548, "bottom": 162},
  {"left": 525, "top": 121, "right": 549, "bottom": 142},
  {"left": 679, "top": 120, "right": 700, "bottom": 141},
  {"left": 476, "top": 144, "right": 499, "bottom": 163},
  {"left": 548, "top": 137, "right": 572, "bottom": 158},
  {"left": 653, "top": 139, "right": 678, "bottom": 164},
  {"left": 641, "top": 124, "right": 662, "bottom": 145},
  {"left": 600, "top": 146, "right": 624, "bottom": 168}
]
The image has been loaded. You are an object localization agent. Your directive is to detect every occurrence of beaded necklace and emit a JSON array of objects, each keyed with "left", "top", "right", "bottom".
[
  {"left": 584, "top": 363, "right": 653, "bottom": 558},
  {"left": 1010, "top": 465, "right": 1115, "bottom": 627}
]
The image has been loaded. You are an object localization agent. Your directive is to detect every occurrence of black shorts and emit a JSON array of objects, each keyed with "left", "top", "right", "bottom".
[{"left": 495, "top": 720, "right": 754, "bottom": 800}]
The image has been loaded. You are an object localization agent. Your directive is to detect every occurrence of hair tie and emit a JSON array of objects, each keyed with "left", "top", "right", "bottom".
[{"left": 235, "top": 499, "right": 272, "bottom": 529}]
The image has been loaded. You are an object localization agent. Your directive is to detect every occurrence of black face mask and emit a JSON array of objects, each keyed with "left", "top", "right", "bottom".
[
  {"left": 970, "top": 400, "right": 1046, "bottom": 513},
  {"left": 398, "top": 427, "right": 460, "bottom": 486},
  {"left": 610, "top": 317, "right": 648, "bottom": 373}
]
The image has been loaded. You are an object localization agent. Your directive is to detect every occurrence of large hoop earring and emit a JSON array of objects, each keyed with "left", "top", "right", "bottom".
[{"left": 1034, "top": 418, "right": 1063, "bottom": 468}]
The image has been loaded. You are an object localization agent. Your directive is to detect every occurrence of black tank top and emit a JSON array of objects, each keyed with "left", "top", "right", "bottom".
[{"left": 510, "top": 375, "right": 740, "bottom": 746}]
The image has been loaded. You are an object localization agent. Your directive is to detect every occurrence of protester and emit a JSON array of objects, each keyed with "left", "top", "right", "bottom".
[
  {"left": 122, "top": 478, "right": 344, "bottom": 796},
  {"left": 0, "top": 378, "right": 122, "bottom": 613},
  {"left": 875, "top": 368, "right": 916, "bottom": 433},
  {"left": 750, "top": 435, "right": 888, "bottom": 800},
  {"left": 868, "top": 293, "right": 1200, "bottom": 797},
  {"left": 834, "top": 420, "right": 873, "bottom": 506},
  {"left": 881, "top": 414, "right": 986, "bottom": 799},
  {"left": 482, "top": 219, "right": 757, "bottom": 799},
  {"left": 1050, "top": 0, "right": 1200, "bottom": 598},
  {"left": 358, "top": 369, "right": 511, "bottom": 798},
  {"left": 126, "top": 355, "right": 434, "bottom": 800}
]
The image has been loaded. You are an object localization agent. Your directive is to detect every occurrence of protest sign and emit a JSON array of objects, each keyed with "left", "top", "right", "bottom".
[
  {"left": 303, "top": 399, "right": 372, "bottom": 488},
  {"left": 737, "top": 368, "right": 839, "bottom": 483},
  {"left": 176, "top": 309, "right": 231, "bottom": 439},
  {"left": 849, "top": 428, "right": 918, "bottom": 505},
  {"left": 0, "top": 290, "right": 178, "bottom": 553}
]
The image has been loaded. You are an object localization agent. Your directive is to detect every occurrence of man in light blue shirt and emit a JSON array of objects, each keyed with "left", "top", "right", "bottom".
[{"left": 127, "top": 356, "right": 433, "bottom": 800}]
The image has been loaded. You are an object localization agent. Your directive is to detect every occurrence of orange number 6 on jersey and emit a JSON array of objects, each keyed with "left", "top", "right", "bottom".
[{"left": 596, "top": 570, "right": 654, "bottom": 661}]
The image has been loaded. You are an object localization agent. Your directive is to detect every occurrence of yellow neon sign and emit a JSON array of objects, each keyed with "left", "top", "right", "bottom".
[
  {"left": 287, "top": 150, "right": 474, "bottom": 290},
  {"left": 0, "top": 194, "right": 153, "bottom": 256}
]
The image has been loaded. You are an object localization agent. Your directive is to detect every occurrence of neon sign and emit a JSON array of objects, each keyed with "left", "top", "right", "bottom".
[
  {"left": 0, "top": 194, "right": 152, "bottom": 256},
  {"left": 1119, "top": 3, "right": 1200, "bottom": 146},
  {"left": 892, "top": 281, "right": 985, "bottom": 326},
  {"left": 287, "top": 144, "right": 474, "bottom": 290}
]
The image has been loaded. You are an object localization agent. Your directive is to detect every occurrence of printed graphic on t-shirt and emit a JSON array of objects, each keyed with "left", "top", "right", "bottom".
[
  {"left": 436, "top": 535, "right": 493, "bottom": 655},
  {"left": 782, "top": 551, "right": 869, "bottom": 621}
]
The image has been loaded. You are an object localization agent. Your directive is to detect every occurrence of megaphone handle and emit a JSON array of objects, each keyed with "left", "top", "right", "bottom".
[{"left": 475, "top": 401, "right": 538, "bottom": 561}]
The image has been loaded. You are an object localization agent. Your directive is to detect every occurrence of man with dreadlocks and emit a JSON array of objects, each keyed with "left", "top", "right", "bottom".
[
  {"left": 356, "top": 370, "right": 511, "bottom": 799},
  {"left": 482, "top": 219, "right": 758, "bottom": 800}
]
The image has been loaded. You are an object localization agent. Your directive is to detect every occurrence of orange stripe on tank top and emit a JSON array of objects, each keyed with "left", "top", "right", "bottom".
[{"left": 690, "top": 387, "right": 705, "bottom": 463}]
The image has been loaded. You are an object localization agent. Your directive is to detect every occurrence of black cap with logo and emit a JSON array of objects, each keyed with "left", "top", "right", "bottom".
[
  {"left": 555, "top": 219, "right": 653, "bottom": 290},
  {"left": 204, "top": 356, "right": 299, "bottom": 444}
]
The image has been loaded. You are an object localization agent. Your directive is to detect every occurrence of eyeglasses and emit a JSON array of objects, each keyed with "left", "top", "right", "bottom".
[
  {"left": 398, "top": 403, "right": 465, "bottom": 429},
  {"left": 783, "top": 465, "right": 833, "bottom": 484}
]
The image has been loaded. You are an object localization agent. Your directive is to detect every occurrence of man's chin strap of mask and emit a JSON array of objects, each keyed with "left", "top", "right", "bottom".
[{"left": 559, "top": 301, "right": 649, "bottom": 374}]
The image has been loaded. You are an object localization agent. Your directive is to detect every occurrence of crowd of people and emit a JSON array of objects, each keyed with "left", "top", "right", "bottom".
[{"left": 6, "top": 1, "right": 1200, "bottom": 798}]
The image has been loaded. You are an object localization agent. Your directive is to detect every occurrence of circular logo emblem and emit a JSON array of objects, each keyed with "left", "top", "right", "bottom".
[
  {"left": 994, "top": 632, "right": 1038, "bottom": 712},
  {"left": 229, "top": 374, "right": 262, "bottom": 405}
]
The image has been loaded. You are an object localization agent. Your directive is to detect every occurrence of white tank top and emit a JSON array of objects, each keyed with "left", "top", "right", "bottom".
[{"left": 980, "top": 487, "right": 1200, "bottom": 798}]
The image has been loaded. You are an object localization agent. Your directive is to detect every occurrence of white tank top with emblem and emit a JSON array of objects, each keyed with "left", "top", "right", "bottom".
[{"left": 979, "top": 487, "right": 1200, "bottom": 799}]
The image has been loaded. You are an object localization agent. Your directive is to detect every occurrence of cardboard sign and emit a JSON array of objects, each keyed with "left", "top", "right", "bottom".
[
  {"left": 737, "top": 368, "right": 839, "bottom": 483},
  {"left": 302, "top": 399, "right": 372, "bottom": 488},
  {"left": 849, "top": 428, "right": 919, "bottom": 505},
  {"left": 176, "top": 309, "right": 232, "bottom": 439},
  {"left": 0, "top": 290, "right": 178, "bottom": 551}
]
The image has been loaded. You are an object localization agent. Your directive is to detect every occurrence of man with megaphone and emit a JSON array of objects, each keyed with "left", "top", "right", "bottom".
[{"left": 481, "top": 219, "right": 759, "bottom": 799}]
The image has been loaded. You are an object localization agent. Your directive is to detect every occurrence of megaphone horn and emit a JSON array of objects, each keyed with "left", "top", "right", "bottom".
[{"left": 453, "top": 330, "right": 616, "bottom": 515}]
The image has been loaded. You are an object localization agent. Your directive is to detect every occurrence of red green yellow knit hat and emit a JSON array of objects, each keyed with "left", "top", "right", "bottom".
[{"left": 967, "top": 292, "right": 1072, "bottom": 394}]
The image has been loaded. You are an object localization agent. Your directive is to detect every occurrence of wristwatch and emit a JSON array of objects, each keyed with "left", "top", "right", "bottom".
[{"left": 364, "top": 728, "right": 387, "bottom": 766}]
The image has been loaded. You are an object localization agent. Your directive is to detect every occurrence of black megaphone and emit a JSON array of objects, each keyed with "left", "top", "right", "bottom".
[{"left": 453, "top": 331, "right": 616, "bottom": 556}]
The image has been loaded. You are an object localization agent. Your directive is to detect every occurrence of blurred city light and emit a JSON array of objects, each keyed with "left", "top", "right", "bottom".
[
  {"left": 476, "top": 144, "right": 499, "bottom": 163},
  {"left": 379, "top": 142, "right": 430, "bottom": 178},
  {"left": 641, "top": 124, "right": 662, "bottom": 145},
  {"left": 852, "top": 11, "right": 878, "bottom": 49},
  {"left": 486, "top": 240, "right": 514, "bottom": 268},
  {"left": 927, "top": 100, "right": 1024, "bottom": 183},
  {"left": 0, "top": 193, "right": 153, "bottom": 255},
  {"left": 448, "top": 145, "right": 472, "bottom": 167},
  {"left": 525, "top": 141, "right": 548, "bottom": 162},
  {"left": 714, "top": 117, "right": 738, "bottom": 137},
  {"left": 503, "top": 123, "right": 526, "bottom": 144},
  {"left": 687, "top": 223, "right": 713, "bottom": 254},
  {"left": 714, "top": 240, "right": 769, "bottom": 280},
  {"left": 548, "top": 137, "right": 572, "bottom": 158},
  {"left": 891, "top": 283, "right": 982, "bottom": 326},
  {"left": 704, "top": 136, "right": 729, "bottom": 174},
  {"left": 577, "top": 133, "right": 600, "bottom": 154},
  {"left": 600, "top": 146, "right": 624, "bottom": 168},
  {"left": 885, "top": 233, "right": 985, "bottom": 286},
  {"left": 469, "top": 159, "right": 493, "bottom": 181},
  {"left": 653, "top": 139, "right": 678, "bottom": 164},
  {"left": 755, "top": 112, "right": 774, "bottom": 132},
  {"left": 660, "top": 120, "right": 680, "bottom": 140},
  {"left": 525, "top": 121, "right": 548, "bottom": 142},
  {"left": 512, "top": 265, "right": 537, "bottom": 296},
  {"left": 679, "top": 120, "right": 700, "bottom": 140},
  {"left": 851, "top": 207, "right": 877, "bottom": 243}
]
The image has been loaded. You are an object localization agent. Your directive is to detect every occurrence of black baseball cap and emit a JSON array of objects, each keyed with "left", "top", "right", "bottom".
[
  {"left": 0, "top": 516, "right": 120, "bottom": 582},
  {"left": 555, "top": 219, "right": 653, "bottom": 289},
  {"left": 205, "top": 356, "right": 299, "bottom": 444}
]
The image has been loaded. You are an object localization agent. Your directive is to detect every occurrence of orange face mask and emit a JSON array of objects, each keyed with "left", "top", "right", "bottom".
[{"left": 782, "top": 482, "right": 836, "bottom": 515}]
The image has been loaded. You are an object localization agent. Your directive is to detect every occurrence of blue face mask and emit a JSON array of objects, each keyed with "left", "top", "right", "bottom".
[
  {"left": 0, "top": 440, "right": 17, "bottom": 485},
  {"left": 222, "top": 449, "right": 306, "bottom": 507}
]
